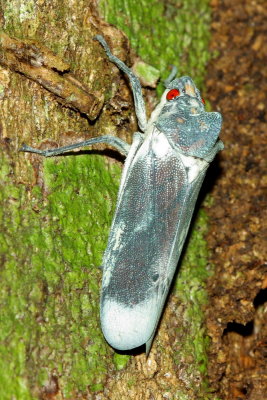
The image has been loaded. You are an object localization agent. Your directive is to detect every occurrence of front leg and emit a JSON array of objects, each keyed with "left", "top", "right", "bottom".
[
  {"left": 202, "top": 140, "right": 224, "bottom": 163},
  {"left": 20, "top": 135, "right": 131, "bottom": 157},
  {"left": 94, "top": 35, "right": 147, "bottom": 133}
]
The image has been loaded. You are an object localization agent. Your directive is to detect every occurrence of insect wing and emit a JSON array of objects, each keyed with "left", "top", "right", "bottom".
[{"left": 100, "top": 132, "right": 207, "bottom": 351}]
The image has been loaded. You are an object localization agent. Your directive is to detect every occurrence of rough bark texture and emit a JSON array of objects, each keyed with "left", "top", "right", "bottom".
[
  {"left": 0, "top": 1, "right": 221, "bottom": 399},
  {"left": 205, "top": 1, "right": 267, "bottom": 399}
]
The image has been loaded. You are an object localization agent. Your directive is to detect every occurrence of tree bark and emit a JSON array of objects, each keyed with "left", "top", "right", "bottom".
[{"left": 0, "top": 1, "right": 217, "bottom": 399}]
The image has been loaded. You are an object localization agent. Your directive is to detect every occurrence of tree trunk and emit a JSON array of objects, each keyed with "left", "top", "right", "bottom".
[{"left": 0, "top": 1, "right": 217, "bottom": 398}]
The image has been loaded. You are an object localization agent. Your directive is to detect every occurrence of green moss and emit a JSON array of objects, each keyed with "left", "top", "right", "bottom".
[
  {"left": 0, "top": 153, "right": 121, "bottom": 398},
  {"left": 133, "top": 61, "right": 160, "bottom": 87},
  {"left": 113, "top": 353, "right": 130, "bottom": 370},
  {"left": 1, "top": 0, "right": 215, "bottom": 397},
  {"left": 100, "top": 0, "right": 211, "bottom": 93}
]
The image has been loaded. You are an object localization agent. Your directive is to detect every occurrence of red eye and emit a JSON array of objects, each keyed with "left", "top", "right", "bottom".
[
  {"left": 166, "top": 88, "right": 180, "bottom": 101},
  {"left": 201, "top": 97, "right": 205, "bottom": 104}
]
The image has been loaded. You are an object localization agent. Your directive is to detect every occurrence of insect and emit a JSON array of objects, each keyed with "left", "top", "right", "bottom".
[{"left": 21, "top": 35, "right": 224, "bottom": 354}]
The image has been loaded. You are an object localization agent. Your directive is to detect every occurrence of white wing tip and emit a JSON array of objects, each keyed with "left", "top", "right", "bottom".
[{"left": 101, "top": 297, "right": 157, "bottom": 351}]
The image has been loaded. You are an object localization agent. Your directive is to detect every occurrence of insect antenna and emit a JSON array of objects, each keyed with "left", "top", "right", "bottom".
[{"left": 164, "top": 65, "right": 178, "bottom": 87}]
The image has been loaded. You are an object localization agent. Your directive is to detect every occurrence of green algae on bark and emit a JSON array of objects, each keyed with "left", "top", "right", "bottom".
[
  {"left": 100, "top": 0, "right": 211, "bottom": 91},
  {"left": 0, "top": 0, "right": 216, "bottom": 397},
  {"left": 0, "top": 153, "right": 121, "bottom": 398}
]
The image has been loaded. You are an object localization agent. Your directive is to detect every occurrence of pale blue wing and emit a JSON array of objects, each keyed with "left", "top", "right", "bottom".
[{"left": 100, "top": 136, "right": 208, "bottom": 350}]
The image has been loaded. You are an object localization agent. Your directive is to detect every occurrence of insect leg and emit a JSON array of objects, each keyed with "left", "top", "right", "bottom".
[
  {"left": 94, "top": 35, "right": 147, "bottom": 133},
  {"left": 202, "top": 140, "right": 224, "bottom": 162},
  {"left": 20, "top": 135, "right": 131, "bottom": 157}
]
